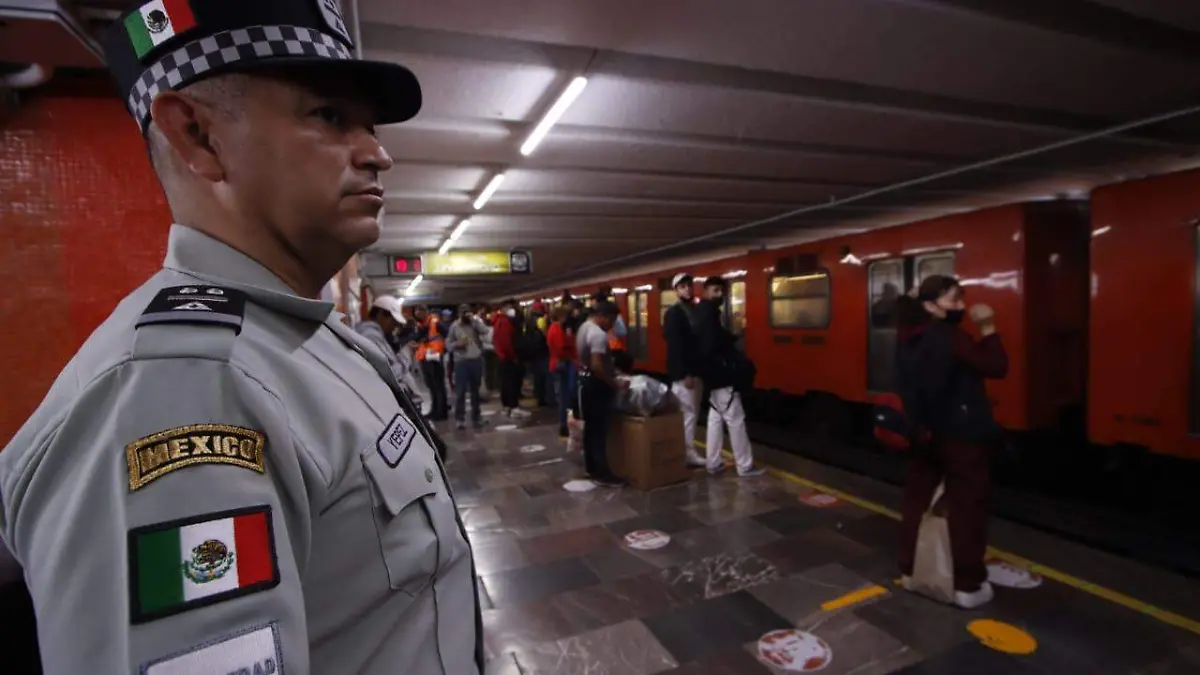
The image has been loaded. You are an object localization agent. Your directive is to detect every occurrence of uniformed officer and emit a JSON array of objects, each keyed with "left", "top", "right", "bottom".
[{"left": 0, "top": 1, "right": 482, "bottom": 674}]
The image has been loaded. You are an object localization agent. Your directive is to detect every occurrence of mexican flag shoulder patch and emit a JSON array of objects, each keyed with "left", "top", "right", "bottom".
[{"left": 129, "top": 505, "right": 280, "bottom": 624}]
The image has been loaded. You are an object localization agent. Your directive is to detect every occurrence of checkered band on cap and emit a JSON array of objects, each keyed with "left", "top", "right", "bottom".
[{"left": 127, "top": 24, "right": 352, "bottom": 130}]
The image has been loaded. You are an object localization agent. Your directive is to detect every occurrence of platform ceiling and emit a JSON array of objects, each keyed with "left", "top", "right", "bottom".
[{"left": 81, "top": 0, "right": 1200, "bottom": 302}]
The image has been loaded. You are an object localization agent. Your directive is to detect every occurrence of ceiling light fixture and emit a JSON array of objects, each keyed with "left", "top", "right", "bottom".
[
  {"left": 438, "top": 239, "right": 453, "bottom": 255},
  {"left": 449, "top": 218, "right": 471, "bottom": 241},
  {"left": 473, "top": 174, "right": 506, "bottom": 210},
  {"left": 520, "top": 76, "right": 588, "bottom": 156},
  {"left": 405, "top": 274, "right": 424, "bottom": 296}
]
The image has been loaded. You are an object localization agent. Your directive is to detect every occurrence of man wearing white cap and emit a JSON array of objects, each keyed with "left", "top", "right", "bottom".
[
  {"left": 357, "top": 295, "right": 407, "bottom": 378},
  {"left": 663, "top": 272, "right": 707, "bottom": 467}
]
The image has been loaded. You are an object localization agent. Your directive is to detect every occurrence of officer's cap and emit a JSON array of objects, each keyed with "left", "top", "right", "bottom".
[{"left": 104, "top": 0, "right": 421, "bottom": 134}]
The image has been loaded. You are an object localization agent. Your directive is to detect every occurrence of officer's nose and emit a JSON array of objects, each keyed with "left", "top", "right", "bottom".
[{"left": 352, "top": 129, "right": 394, "bottom": 174}]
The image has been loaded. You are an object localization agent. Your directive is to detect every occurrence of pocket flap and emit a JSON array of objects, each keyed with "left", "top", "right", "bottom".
[{"left": 362, "top": 442, "right": 438, "bottom": 516}]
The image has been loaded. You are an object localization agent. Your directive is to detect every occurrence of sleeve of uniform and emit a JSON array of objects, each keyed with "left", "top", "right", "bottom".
[{"left": 1, "top": 357, "right": 311, "bottom": 675}]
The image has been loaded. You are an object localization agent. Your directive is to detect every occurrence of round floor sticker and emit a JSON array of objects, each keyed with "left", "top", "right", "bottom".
[
  {"left": 757, "top": 629, "right": 832, "bottom": 672},
  {"left": 520, "top": 444, "right": 546, "bottom": 454},
  {"left": 563, "top": 479, "right": 597, "bottom": 492},
  {"left": 801, "top": 493, "right": 840, "bottom": 508},
  {"left": 987, "top": 561, "right": 1043, "bottom": 589},
  {"left": 623, "top": 529, "right": 671, "bottom": 550},
  {"left": 495, "top": 424, "right": 518, "bottom": 432},
  {"left": 968, "top": 619, "right": 1037, "bottom": 655},
  {"left": 481, "top": 410, "right": 497, "bottom": 417}
]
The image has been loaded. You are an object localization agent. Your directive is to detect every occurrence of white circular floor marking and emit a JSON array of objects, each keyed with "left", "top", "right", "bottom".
[
  {"left": 757, "top": 629, "right": 832, "bottom": 672},
  {"left": 623, "top": 529, "right": 671, "bottom": 550},
  {"left": 495, "top": 424, "right": 518, "bottom": 432},
  {"left": 801, "top": 493, "right": 839, "bottom": 508},
  {"left": 986, "top": 561, "right": 1043, "bottom": 589},
  {"left": 563, "top": 479, "right": 597, "bottom": 492},
  {"left": 520, "top": 444, "right": 546, "bottom": 454}
]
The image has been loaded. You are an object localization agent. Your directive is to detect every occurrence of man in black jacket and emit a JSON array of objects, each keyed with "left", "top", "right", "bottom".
[
  {"left": 696, "top": 277, "right": 764, "bottom": 477},
  {"left": 663, "top": 273, "right": 706, "bottom": 468}
]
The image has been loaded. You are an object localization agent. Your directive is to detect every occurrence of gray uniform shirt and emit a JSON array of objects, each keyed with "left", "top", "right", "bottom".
[
  {"left": 446, "top": 318, "right": 487, "bottom": 360},
  {"left": 576, "top": 319, "right": 611, "bottom": 375},
  {"left": 0, "top": 225, "right": 482, "bottom": 675}
]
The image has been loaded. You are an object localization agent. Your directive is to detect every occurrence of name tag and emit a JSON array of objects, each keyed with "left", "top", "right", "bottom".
[{"left": 376, "top": 413, "right": 418, "bottom": 468}]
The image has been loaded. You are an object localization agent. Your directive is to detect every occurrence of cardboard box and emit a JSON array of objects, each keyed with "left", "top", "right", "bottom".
[{"left": 609, "top": 410, "right": 691, "bottom": 491}]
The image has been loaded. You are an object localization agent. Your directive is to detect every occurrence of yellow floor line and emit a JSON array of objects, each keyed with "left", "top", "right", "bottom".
[
  {"left": 696, "top": 441, "right": 1200, "bottom": 636},
  {"left": 820, "top": 584, "right": 889, "bottom": 611}
]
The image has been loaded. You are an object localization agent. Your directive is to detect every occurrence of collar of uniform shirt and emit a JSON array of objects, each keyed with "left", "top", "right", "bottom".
[{"left": 162, "top": 224, "right": 334, "bottom": 322}]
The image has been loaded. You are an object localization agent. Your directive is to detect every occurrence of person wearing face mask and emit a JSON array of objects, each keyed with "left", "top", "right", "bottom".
[
  {"left": 493, "top": 299, "right": 526, "bottom": 416},
  {"left": 447, "top": 304, "right": 489, "bottom": 430},
  {"left": 894, "top": 274, "right": 1008, "bottom": 609}
]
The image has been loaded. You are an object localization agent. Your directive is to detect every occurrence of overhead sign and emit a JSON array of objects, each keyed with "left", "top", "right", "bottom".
[
  {"left": 388, "top": 255, "right": 423, "bottom": 276},
  {"left": 421, "top": 250, "right": 532, "bottom": 276}
]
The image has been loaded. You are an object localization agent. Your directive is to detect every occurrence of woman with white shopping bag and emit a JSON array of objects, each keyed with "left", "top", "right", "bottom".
[{"left": 893, "top": 276, "right": 1008, "bottom": 609}]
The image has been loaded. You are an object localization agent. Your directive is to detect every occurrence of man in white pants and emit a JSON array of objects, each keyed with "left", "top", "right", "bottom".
[
  {"left": 697, "top": 277, "right": 765, "bottom": 477},
  {"left": 662, "top": 273, "right": 706, "bottom": 467}
]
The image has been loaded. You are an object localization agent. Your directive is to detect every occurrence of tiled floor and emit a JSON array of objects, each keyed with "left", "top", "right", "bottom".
[{"left": 443, "top": 405, "right": 1200, "bottom": 674}]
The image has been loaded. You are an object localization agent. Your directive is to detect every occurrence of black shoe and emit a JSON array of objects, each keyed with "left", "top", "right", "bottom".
[{"left": 593, "top": 475, "right": 626, "bottom": 488}]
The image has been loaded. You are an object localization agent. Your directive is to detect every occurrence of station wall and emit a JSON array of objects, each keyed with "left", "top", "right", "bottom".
[{"left": 0, "top": 94, "right": 169, "bottom": 445}]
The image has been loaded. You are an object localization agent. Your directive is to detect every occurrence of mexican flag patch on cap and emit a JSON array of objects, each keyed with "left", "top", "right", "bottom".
[
  {"left": 124, "top": 0, "right": 198, "bottom": 59},
  {"left": 129, "top": 506, "right": 279, "bottom": 623}
]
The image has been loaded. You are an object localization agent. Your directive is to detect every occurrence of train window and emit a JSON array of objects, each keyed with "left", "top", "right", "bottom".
[
  {"left": 769, "top": 272, "right": 831, "bottom": 329},
  {"left": 1193, "top": 227, "right": 1200, "bottom": 434},
  {"left": 660, "top": 290, "right": 678, "bottom": 326},
  {"left": 637, "top": 291, "right": 649, "bottom": 358},
  {"left": 726, "top": 281, "right": 747, "bottom": 349},
  {"left": 623, "top": 292, "right": 649, "bottom": 361},
  {"left": 915, "top": 253, "right": 956, "bottom": 286},
  {"left": 867, "top": 259, "right": 904, "bottom": 392}
]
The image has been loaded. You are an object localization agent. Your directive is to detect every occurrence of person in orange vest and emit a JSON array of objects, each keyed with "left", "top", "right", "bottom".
[{"left": 411, "top": 305, "right": 449, "bottom": 420}]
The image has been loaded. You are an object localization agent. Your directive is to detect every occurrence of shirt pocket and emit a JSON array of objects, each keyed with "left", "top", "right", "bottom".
[{"left": 361, "top": 436, "right": 442, "bottom": 596}]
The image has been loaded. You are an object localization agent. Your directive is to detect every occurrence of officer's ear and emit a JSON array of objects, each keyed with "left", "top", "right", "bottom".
[{"left": 150, "top": 91, "right": 225, "bottom": 183}]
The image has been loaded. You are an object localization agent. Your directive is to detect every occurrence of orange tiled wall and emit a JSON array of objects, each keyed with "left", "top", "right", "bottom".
[{"left": 0, "top": 94, "right": 169, "bottom": 445}]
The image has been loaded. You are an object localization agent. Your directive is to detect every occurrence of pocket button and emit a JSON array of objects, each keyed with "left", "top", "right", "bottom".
[{"left": 425, "top": 467, "right": 434, "bottom": 483}]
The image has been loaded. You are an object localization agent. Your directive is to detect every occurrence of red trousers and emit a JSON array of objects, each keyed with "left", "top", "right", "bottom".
[{"left": 897, "top": 439, "right": 991, "bottom": 592}]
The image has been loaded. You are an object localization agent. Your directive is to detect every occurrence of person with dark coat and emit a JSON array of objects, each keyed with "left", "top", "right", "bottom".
[
  {"left": 663, "top": 273, "right": 706, "bottom": 467},
  {"left": 895, "top": 275, "right": 1008, "bottom": 609}
]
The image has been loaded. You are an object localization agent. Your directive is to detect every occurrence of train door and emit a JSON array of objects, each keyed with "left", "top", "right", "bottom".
[
  {"left": 865, "top": 252, "right": 956, "bottom": 393},
  {"left": 625, "top": 290, "right": 650, "bottom": 361},
  {"left": 1192, "top": 225, "right": 1200, "bottom": 433},
  {"left": 724, "top": 280, "right": 747, "bottom": 350}
]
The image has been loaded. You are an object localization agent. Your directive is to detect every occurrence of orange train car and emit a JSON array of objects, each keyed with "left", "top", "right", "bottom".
[{"left": 1088, "top": 168, "right": 1200, "bottom": 462}]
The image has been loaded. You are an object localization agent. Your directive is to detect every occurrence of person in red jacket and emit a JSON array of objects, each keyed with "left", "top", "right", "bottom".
[
  {"left": 546, "top": 306, "right": 580, "bottom": 437},
  {"left": 492, "top": 298, "right": 525, "bottom": 416}
]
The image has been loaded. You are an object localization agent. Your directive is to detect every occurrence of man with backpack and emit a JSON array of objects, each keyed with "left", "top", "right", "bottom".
[
  {"left": 697, "top": 277, "right": 765, "bottom": 476},
  {"left": 520, "top": 303, "right": 552, "bottom": 408}
]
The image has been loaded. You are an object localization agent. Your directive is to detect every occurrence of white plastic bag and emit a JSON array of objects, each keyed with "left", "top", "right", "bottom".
[
  {"left": 910, "top": 482, "right": 956, "bottom": 605},
  {"left": 567, "top": 410, "right": 584, "bottom": 453},
  {"left": 615, "top": 375, "right": 672, "bottom": 416}
]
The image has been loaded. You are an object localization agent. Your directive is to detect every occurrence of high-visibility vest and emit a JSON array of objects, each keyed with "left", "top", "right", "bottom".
[
  {"left": 415, "top": 316, "right": 445, "bottom": 361},
  {"left": 608, "top": 329, "right": 626, "bottom": 352}
]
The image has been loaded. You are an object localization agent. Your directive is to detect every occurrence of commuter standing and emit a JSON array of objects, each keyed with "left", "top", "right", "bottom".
[
  {"left": 697, "top": 278, "right": 765, "bottom": 476},
  {"left": 577, "top": 301, "right": 628, "bottom": 486},
  {"left": 547, "top": 306, "right": 580, "bottom": 437},
  {"left": 522, "top": 303, "right": 552, "bottom": 407},
  {"left": 493, "top": 299, "right": 526, "bottom": 417},
  {"left": 356, "top": 295, "right": 432, "bottom": 425},
  {"left": 663, "top": 273, "right": 707, "bottom": 467},
  {"left": 412, "top": 305, "right": 449, "bottom": 421},
  {"left": 480, "top": 305, "right": 497, "bottom": 399},
  {"left": 895, "top": 275, "right": 1008, "bottom": 609},
  {"left": 0, "top": 1, "right": 482, "bottom": 672},
  {"left": 447, "top": 303, "right": 488, "bottom": 430}
]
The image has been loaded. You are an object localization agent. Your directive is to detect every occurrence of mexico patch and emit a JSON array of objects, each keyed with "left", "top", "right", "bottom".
[
  {"left": 126, "top": 424, "right": 266, "bottom": 491},
  {"left": 139, "top": 621, "right": 282, "bottom": 675},
  {"left": 129, "top": 506, "right": 280, "bottom": 624}
]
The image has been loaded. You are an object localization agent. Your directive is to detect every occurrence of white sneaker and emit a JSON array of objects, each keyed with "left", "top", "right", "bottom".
[
  {"left": 900, "top": 575, "right": 916, "bottom": 592},
  {"left": 954, "top": 582, "right": 994, "bottom": 609},
  {"left": 685, "top": 454, "right": 706, "bottom": 468}
]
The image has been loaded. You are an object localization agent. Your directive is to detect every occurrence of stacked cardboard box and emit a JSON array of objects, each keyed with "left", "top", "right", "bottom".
[{"left": 609, "top": 410, "right": 691, "bottom": 491}]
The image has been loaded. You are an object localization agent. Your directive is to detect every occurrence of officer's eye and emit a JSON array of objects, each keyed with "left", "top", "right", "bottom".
[{"left": 311, "top": 105, "right": 344, "bottom": 126}]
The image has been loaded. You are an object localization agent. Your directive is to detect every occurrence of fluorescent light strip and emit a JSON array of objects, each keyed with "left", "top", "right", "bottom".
[
  {"left": 405, "top": 274, "right": 424, "bottom": 296},
  {"left": 449, "top": 218, "right": 471, "bottom": 241},
  {"left": 520, "top": 76, "right": 588, "bottom": 157},
  {"left": 438, "top": 239, "right": 452, "bottom": 255},
  {"left": 473, "top": 174, "right": 506, "bottom": 210}
]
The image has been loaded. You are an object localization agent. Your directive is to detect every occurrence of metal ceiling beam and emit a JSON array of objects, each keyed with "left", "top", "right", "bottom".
[
  {"left": 364, "top": 23, "right": 1198, "bottom": 149},
  {"left": 888, "top": 0, "right": 1200, "bottom": 64}
]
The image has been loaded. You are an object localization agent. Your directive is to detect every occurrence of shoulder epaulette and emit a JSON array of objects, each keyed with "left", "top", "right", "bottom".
[{"left": 136, "top": 285, "right": 248, "bottom": 334}]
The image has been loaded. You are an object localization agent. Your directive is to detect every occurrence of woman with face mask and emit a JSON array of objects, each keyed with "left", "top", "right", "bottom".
[{"left": 894, "top": 275, "right": 1008, "bottom": 609}]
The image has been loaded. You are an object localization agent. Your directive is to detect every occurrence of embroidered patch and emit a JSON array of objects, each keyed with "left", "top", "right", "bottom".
[
  {"left": 127, "top": 424, "right": 266, "bottom": 491},
  {"left": 315, "top": 0, "right": 352, "bottom": 45},
  {"left": 140, "top": 621, "right": 283, "bottom": 674},
  {"left": 376, "top": 413, "right": 418, "bottom": 468},
  {"left": 136, "top": 285, "right": 248, "bottom": 333},
  {"left": 128, "top": 506, "right": 280, "bottom": 624}
]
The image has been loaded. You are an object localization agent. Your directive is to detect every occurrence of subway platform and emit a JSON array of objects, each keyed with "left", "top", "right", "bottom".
[{"left": 441, "top": 402, "right": 1200, "bottom": 675}]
